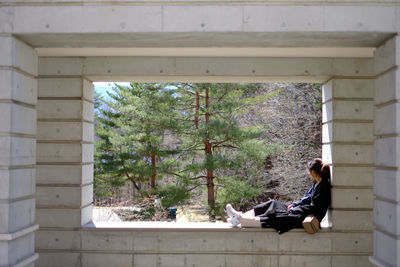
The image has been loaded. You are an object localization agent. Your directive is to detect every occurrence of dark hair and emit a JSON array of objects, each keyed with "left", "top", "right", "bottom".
[{"left": 307, "top": 158, "right": 331, "bottom": 181}]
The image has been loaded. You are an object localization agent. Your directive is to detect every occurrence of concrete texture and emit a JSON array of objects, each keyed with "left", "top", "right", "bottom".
[
  {"left": 0, "top": 1, "right": 399, "bottom": 266},
  {"left": 372, "top": 35, "right": 400, "bottom": 267},
  {"left": 34, "top": 224, "right": 373, "bottom": 267},
  {"left": 0, "top": 3, "right": 397, "bottom": 49},
  {"left": 0, "top": 35, "right": 38, "bottom": 267}
]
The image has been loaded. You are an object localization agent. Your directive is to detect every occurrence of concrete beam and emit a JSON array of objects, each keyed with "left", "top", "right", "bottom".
[
  {"left": 1, "top": 3, "right": 398, "bottom": 39},
  {"left": 81, "top": 57, "right": 374, "bottom": 82},
  {"left": 37, "top": 56, "right": 375, "bottom": 82}
]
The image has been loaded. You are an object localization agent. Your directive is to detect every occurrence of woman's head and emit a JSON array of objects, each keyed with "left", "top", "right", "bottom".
[{"left": 307, "top": 158, "right": 331, "bottom": 182}]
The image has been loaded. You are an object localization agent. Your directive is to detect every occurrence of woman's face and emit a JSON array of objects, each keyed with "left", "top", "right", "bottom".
[{"left": 308, "top": 170, "right": 317, "bottom": 181}]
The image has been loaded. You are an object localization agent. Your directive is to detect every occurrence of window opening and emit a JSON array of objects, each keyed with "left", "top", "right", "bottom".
[{"left": 92, "top": 82, "right": 323, "bottom": 224}]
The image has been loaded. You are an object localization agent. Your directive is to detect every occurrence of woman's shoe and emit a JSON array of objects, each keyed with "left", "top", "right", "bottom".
[
  {"left": 226, "top": 204, "right": 240, "bottom": 218},
  {"left": 227, "top": 216, "right": 241, "bottom": 227}
]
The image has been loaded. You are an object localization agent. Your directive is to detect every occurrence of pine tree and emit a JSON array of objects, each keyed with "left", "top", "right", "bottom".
[
  {"left": 94, "top": 83, "right": 181, "bottom": 197},
  {"left": 176, "top": 83, "right": 281, "bottom": 220}
]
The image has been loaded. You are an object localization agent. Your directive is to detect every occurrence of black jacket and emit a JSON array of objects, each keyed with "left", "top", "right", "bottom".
[
  {"left": 290, "top": 179, "right": 331, "bottom": 222},
  {"left": 259, "top": 179, "right": 331, "bottom": 234}
]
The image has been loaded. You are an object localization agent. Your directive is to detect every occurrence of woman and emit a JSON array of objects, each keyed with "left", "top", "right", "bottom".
[{"left": 226, "top": 158, "right": 331, "bottom": 234}]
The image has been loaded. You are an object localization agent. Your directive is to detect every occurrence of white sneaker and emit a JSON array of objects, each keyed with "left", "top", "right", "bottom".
[
  {"left": 227, "top": 216, "right": 241, "bottom": 227},
  {"left": 226, "top": 204, "right": 241, "bottom": 218}
]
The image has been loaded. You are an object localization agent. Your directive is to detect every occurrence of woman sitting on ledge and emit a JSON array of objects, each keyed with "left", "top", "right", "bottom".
[{"left": 226, "top": 158, "right": 331, "bottom": 234}]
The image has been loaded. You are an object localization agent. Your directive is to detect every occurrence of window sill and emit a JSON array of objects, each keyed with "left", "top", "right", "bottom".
[{"left": 83, "top": 221, "right": 331, "bottom": 232}]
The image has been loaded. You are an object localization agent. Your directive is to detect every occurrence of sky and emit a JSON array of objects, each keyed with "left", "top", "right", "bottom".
[{"left": 93, "top": 82, "right": 130, "bottom": 98}]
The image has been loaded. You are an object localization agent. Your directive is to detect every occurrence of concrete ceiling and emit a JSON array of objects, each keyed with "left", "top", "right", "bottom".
[
  {"left": 18, "top": 32, "right": 392, "bottom": 48},
  {"left": 18, "top": 32, "right": 393, "bottom": 58},
  {"left": 35, "top": 47, "right": 375, "bottom": 58}
]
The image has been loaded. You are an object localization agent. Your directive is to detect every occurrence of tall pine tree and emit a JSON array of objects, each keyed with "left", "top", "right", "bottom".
[
  {"left": 175, "top": 83, "right": 281, "bottom": 220},
  {"left": 94, "top": 83, "right": 181, "bottom": 197}
]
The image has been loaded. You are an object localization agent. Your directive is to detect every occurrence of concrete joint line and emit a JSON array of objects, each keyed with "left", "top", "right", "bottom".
[
  {"left": 374, "top": 195, "right": 400, "bottom": 205},
  {"left": 38, "top": 97, "right": 95, "bottom": 105},
  {"left": 322, "top": 119, "right": 373, "bottom": 124},
  {"left": 0, "top": 132, "right": 36, "bottom": 139},
  {"left": 374, "top": 133, "right": 400, "bottom": 139},
  {"left": 322, "top": 141, "right": 374, "bottom": 146},
  {"left": 374, "top": 65, "right": 398, "bottom": 78},
  {"left": 38, "top": 227, "right": 82, "bottom": 231},
  {"left": 374, "top": 165, "right": 399, "bottom": 171},
  {"left": 83, "top": 76, "right": 93, "bottom": 83},
  {"left": 83, "top": 97, "right": 95, "bottom": 104},
  {"left": 36, "top": 140, "right": 94, "bottom": 145},
  {"left": 36, "top": 202, "right": 92, "bottom": 209},
  {"left": 329, "top": 163, "right": 375, "bottom": 168},
  {"left": 374, "top": 226, "right": 400, "bottom": 239},
  {"left": 34, "top": 249, "right": 372, "bottom": 257},
  {"left": 322, "top": 98, "right": 374, "bottom": 105},
  {"left": 0, "top": 224, "right": 38, "bottom": 241},
  {"left": 1, "top": 1, "right": 400, "bottom": 6},
  {"left": 369, "top": 256, "right": 391, "bottom": 267},
  {"left": 14, "top": 254, "right": 39, "bottom": 267},
  {"left": 36, "top": 162, "right": 94, "bottom": 166},
  {"left": 326, "top": 77, "right": 376, "bottom": 84},
  {"left": 36, "top": 182, "right": 94, "bottom": 188},
  {"left": 0, "top": 66, "right": 36, "bottom": 79},
  {"left": 38, "top": 75, "right": 85, "bottom": 79},
  {"left": 374, "top": 99, "right": 400, "bottom": 109},
  {"left": 0, "top": 194, "right": 35, "bottom": 204},
  {"left": 0, "top": 165, "right": 35, "bottom": 170},
  {"left": 331, "top": 208, "right": 373, "bottom": 211},
  {"left": 37, "top": 119, "right": 94, "bottom": 124},
  {"left": 333, "top": 185, "right": 373, "bottom": 190},
  {"left": 0, "top": 99, "right": 36, "bottom": 109},
  {"left": 38, "top": 97, "right": 83, "bottom": 101}
]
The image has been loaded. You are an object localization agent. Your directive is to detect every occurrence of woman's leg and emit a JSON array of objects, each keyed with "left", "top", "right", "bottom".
[
  {"left": 238, "top": 215, "right": 262, "bottom": 228},
  {"left": 242, "top": 209, "right": 255, "bottom": 218}
]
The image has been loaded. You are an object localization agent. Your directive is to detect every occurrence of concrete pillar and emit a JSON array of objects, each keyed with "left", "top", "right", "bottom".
[
  {"left": 35, "top": 57, "right": 94, "bottom": 266},
  {"left": 0, "top": 36, "right": 39, "bottom": 266},
  {"left": 371, "top": 35, "right": 400, "bottom": 267},
  {"left": 322, "top": 78, "right": 375, "bottom": 233}
]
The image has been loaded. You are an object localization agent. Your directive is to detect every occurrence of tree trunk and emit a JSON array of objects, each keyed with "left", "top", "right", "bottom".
[
  {"left": 204, "top": 87, "right": 215, "bottom": 221},
  {"left": 150, "top": 152, "right": 156, "bottom": 192},
  {"left": 195, "top": 91, "right": 199, "bottom": 129}
]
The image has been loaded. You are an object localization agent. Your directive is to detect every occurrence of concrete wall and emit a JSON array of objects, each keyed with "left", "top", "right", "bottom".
[
  {"left": 37, "top": 222, "right": 373, "bottom": 267},
  {"left": 0, "top": 1, "right": 399, "bottom": 266},
  {"left": 33, "top": 56, "right": 375, "bottom": 267},
  {"left": 0, "top": 36, "right": 38, "bottom": 267},
  {"left": 322, "top": 77, "right": 374, "bottom": 232},
  {"left": 371, "top": 35, "right": 400, "bottom": 267},
  {"left": 35, "top": 58, "right": 94, "bottom": 265}
]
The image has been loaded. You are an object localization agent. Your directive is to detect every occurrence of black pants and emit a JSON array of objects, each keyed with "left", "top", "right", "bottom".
[
  {"left": 253, "top": 200, "right": 303, "bottom": 232},
  {"left": 253, "top": 200, "right": 288, "bottom": 217}
]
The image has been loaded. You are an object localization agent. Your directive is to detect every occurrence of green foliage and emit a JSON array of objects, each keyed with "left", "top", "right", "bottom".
[
  {"left": 94, "top": 82, "right": 182, "bottom": 196},
  {"left": 94, "top": 82, "right": 282, "bottom": 220},
  {"left": 214, "top": 176, "right": 263, "bottom": 216},
  {"left": 155, "top": 183, "right": 192, "bottom": 208}
]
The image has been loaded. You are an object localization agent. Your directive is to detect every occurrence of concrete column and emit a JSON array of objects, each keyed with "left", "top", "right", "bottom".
[
  {"left": 35, "top": 58, "right": 94, "bottom": 266},
  {"left": 371, "top": 35, "right": 400, "bottom": 267},
  {"left": 322, "top": 78, "right": 375, "bottom": 233},
  {"left": 0, "top": 36, "right": 39, "bottom": 266}
]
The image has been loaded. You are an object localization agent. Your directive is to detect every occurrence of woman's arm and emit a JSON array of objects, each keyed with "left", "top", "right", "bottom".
[
  {"left": 291, "top": 183, "right": 314, "bottom": 207},
  {"left": 291, "top": 180, "right": 331, "bottom": 221}
]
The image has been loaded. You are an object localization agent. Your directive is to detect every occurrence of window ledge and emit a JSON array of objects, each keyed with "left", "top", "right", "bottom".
[{"left": 84, "top": 221, "right": 331, "bottom": 232}]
